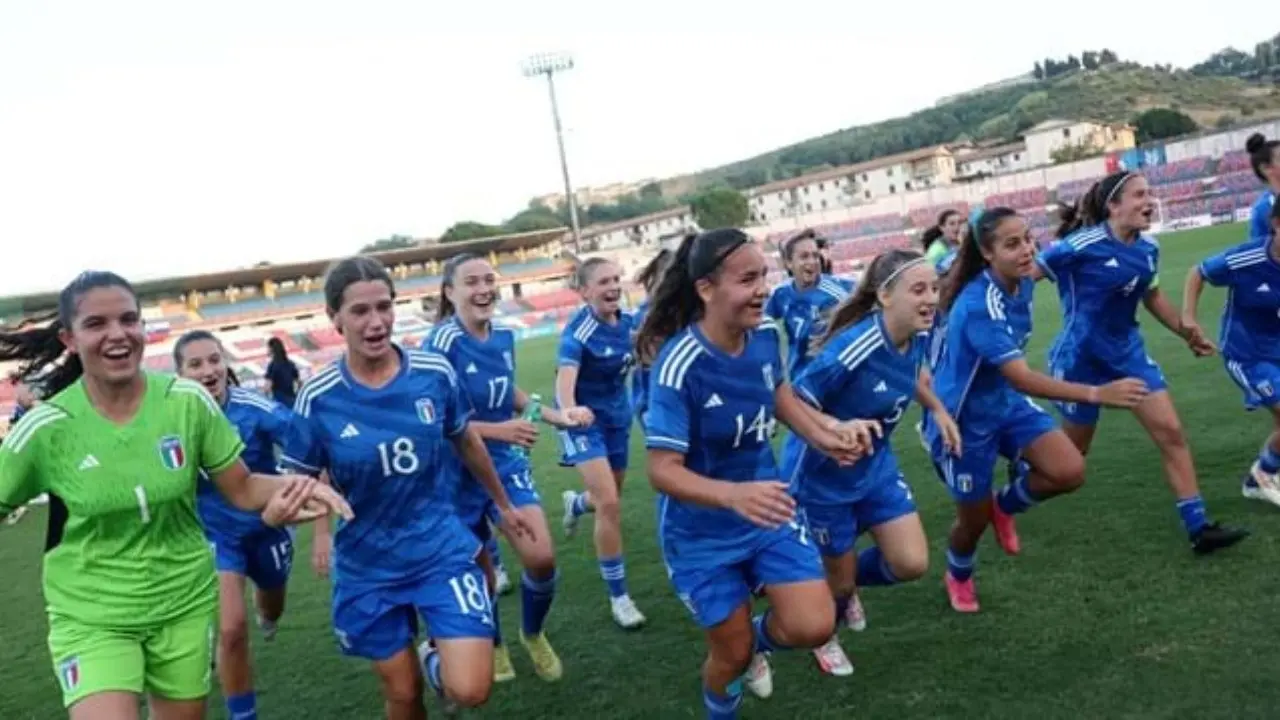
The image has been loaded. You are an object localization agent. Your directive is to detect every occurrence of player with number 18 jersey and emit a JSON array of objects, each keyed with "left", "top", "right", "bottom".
[{"left": 280, "top": 347, "right": 493, "bottom": 661}]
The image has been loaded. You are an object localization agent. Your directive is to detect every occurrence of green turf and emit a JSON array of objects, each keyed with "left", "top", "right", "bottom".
[{"left": 3, "top": 222, "right": 1279, "bottom": 719}]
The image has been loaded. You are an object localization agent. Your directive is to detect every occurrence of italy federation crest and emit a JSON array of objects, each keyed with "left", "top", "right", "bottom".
[
  {"left": 158, "top": 436, "right": 186, "bottom": 470},
  {"left": 416, "top": 398, "right": 437, "bottom": 425}
]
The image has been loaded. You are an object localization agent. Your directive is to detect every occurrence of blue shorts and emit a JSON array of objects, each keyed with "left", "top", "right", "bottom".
[
  {"left": 559, "top": 424, "right": 630, "bottom": 471},
  {"left": 463, "top": 465, "right": 542, "bottom": 543},
  {"left": 332, "top": 559, "right": 495, "bottom": 661},
  {"left": 208, "top": 526, "right": 294, "bottom": 591},
  {"left": 1225, "top": 357, "right": 1280, "bottom": 410},
  {"left": 930, "top": 398, "right": 1058, "bottom": 505},
  {"left": 802, "top": 472, "right": 917, "bottom": 558},
  {"left": 663, "top": 524, "right": 825, "bottom": 629},
  {"left": 1048, "top": 343, "right": 1168, "bottom": 426}
]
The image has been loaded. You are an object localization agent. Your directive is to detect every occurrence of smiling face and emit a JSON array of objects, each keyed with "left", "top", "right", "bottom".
[
  {"left": 1108, "top": 175, "right": 1156, "bottom": 235},
  {"left": 332, "top": 279, "right": 396, "bottom": 363},
  {"left": 980, "top": 215, "right": 1037, "bottom": 283},
  {"left": 879, "top": 262, "right": 939, "bottom": 333},
  {"left": 785, "top": 237, "right": 821, "bottom": 286},
  {"left": 697, "top": 243, "right": 771, "bottom": 332},
  {"left": 58, "top": 286, "right": 145, "bottom": 388},
  {"left": 447, "top": 258, "right": 498, "bottom": 325},
  {"left": 583, "top": 261, "right": 623, "bottom": 316},
  {"left": 177, "top": 337, "right": 229, "bottom": 403}
]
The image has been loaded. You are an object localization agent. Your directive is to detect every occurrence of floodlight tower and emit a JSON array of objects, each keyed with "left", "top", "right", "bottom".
[{"left": 523, "top": 51, "right": 582, "bottom": 249}]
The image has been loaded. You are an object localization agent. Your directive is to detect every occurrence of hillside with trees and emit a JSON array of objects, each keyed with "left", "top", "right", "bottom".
[{"left": 395, "top": 33, "right": 1280, "bottom": 249}]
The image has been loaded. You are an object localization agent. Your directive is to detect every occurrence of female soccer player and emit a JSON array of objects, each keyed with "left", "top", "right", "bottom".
[
  {"left": 1243, "top": 133, "right": 1280, "bottom": 241},
  {"left": 631, "top": 247, "right": 675, "bottom": 427},
  {"left": 786, "top": 248, "right": 958, "bottom": 675},
  {"left": 1041, "top": 172, "right": 1249, "bottom": 554},
  {"left": 1182, "top": 198, "right": 1280, "bottom": 507},
  {"left": 0, "top": 270, "right": 348, "bottom": 720},
  {"left": 426, "top": 253, "right": 592, "bottom": 684},
  {"left": 174, "top": 330, "right": 297, "bottom": 720},
  {"left": 638, "top": 228, "right": 873, "bottom": 719},
  {"left": 281, "top": 256, "right": 534, "bottom": 719},
  {"left": 924, "top": 208, "right": 1147, "bottom": 612},
  {"left": 556, "top": 258, "right": 646, "bottom": 629},
  {"left": 920, "top": 209, "right": 965, "bottom": 267}
]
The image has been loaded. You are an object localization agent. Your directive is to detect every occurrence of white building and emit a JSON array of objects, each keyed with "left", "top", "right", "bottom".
[{"left": 1022, "top": 118, "right": 1136, "bottom": 166}]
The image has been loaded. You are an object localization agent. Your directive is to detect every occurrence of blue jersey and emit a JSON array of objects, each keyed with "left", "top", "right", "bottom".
[
  {"left": 792, "top": 313, "right": 925, "bottom": 505},
  {"left": 1250, "top": 191, "right": 1274, "bottom": 242},
  {"left": 1200, "top": 240, "right": 1280, "bottom": 363},
  {"left": 197, "top": 387, "right": 292, "bottom": 537},
  {"left": 646, "top": 321, "right": 785, "bottom": 565},
  {"left": 936, "top": 247, "right": 959, "bottom": 275},
  {"left": 630, "top": 300, "right": 652, "bottom": 419},
  {"left": 280, "top": 346, "right": 478, "bottom": 586},
  {"left": 423, "top": 318, "right": 525, "bottom": 476},
  {"left": 557, "top": 306, "right": 635, "bottom": 428},
  {"left": 931, "top": 271, "right": 1037, "bottom": 438},
  {"left": 766, "top": 274, "right": 855, "bottom": 379},
  {"left": 1038, "top": 224, "right": 1159, "bottom": 369}
]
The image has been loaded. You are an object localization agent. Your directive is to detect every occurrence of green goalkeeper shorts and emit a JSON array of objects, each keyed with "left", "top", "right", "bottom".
[{"left": 47, "top": 605, "right": 216, "bottom": 708}]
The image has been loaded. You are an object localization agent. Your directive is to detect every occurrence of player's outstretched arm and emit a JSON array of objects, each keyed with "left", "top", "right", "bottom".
[
  {"left": 776, "top": 383, "right": 866, "bottom": 465},
  {"left": 452, "top": 425, "right": 535, "bottom": 540},
  {"left": 212, "top": 461, "right": 352, "bottom": 525}
]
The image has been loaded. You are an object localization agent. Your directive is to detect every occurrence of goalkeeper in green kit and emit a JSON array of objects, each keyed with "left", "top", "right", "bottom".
[{"left": 0, "top": 271, "right": 353, "bottom": 720}]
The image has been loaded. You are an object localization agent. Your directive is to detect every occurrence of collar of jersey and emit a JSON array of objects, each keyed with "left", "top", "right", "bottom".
[
  {"left": 873, "top": 312, "right": 913, "bottom": 359},
  {"left": 338, "top": 343, "right": 408, "bottom": 396},
  {"left": 688, "top": 321, "right": 750, "bottom": 361}
]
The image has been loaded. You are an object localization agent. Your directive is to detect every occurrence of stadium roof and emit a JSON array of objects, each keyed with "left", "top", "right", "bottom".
[{"left": 0, "top": 227, "right": 569, "bottom": 316}]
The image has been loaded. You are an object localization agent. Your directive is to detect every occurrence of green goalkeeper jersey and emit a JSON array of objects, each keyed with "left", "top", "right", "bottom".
[{"left": 0, "top": 373, "right": 246, "bottom": 628}]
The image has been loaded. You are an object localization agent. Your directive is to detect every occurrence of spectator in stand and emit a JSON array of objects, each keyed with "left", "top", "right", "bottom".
[
  {"left": 920, "top": 210, "right": 964, "bottom": 267},
  {"left": 264, "top": 337, "right": 301, "bottom": 408},
  {"left": 1245, "top": 133, "right": 1280, "bottom": 242}
]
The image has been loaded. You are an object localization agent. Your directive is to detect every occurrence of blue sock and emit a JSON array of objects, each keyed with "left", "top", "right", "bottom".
[
  {"left": 703, "top": 682, "right": 743, "bottom": 720},
  {"left": 752, "top": 611, "right": 790, "bottom": 654},
  {"left": 571, "top": 492, "right": 592, "bottom": 517},
  {"left": 996, "top": 474, "right": 1043, "bottom": 516},
  {"left": 226, "top": 692, "right": 257, "bottom": 720},
  {"left": 491, "top": 593, "right": 503, "bottom": 647},
  {"left": 423, "top": 647, "right": 443, "bottom": 695},
  {"left": 946, "top": 547, "right": 976, "bottom": 582},
  {"left": 855, "top": 546, "right": 899, "bottom": 587},
  {"left": 1258, "top": 442, "right": 1280, "bottom": 475},
  {"left": 599, "top": 556, "right": 627, "bottom": 599},
  {"left": 520, "top": 570, "right": 557, "bottom": 637},
  {"left": 1177, "top": 495, "right": 1208, "bottom": 536},
  {"left": 486, "top": 534, "right": 504, "bottom": 572}
]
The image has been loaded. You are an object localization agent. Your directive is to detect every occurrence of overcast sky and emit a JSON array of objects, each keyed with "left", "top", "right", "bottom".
[{"left": 0, "top": 1, "right": 1268, "bottom": 294}]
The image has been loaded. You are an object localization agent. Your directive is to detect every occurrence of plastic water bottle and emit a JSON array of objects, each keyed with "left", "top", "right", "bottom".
[{"left": 515, "top": 394, "right": 541, "bottom": 458}]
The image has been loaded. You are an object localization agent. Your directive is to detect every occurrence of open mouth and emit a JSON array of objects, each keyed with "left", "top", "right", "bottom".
[
  {"left": 103, "top": 346, "right": 131, "bottom": 362},
  {"left": 364, "top": 332, "right": 389, "bottom": 347},
  {"left": 201, "top": 377, "right": 220, "bottom": 393},
  {"left": 602, "top": 291, "right": 621, "bottom": 304},
  {"left": 471, "top": 293, "right": 495, "bottom": 309}
]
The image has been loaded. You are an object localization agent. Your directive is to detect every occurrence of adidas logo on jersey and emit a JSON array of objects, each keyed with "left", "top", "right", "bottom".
[
  {"left": 1258, "top": 283, "right": 1272, "bottom": 293},
  {"left": 466, "top": 363, "right": 478, "bottom": 374},
  {"left": 704, "top": 393, "right": 725, "bottom": 409},
  {"left": 1104, "top": 258, "right": 1120, "bottom": 268},
  {"left": 874, "top": 381, "right": 888, "bottom": 393},
  {"left": 341, "top": 424, "right": 360, "bottom": 439},
  {"left": 78, "top": 455, "right": 99, "bottom": 471}
]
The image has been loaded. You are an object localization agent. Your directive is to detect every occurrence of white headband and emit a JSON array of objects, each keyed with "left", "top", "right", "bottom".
[{"left": 878, "top": 257, "right": 929, "bottom": 293}]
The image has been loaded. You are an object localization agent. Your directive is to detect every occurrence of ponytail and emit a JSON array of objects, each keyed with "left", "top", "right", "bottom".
[
  {"left": 919, "top": 226, "right": 944, "bottom": 251},
  {"left": 635, "top": 228, "right": 751, "bottom": 364},
  {"left": 635, "top": 235, "right": 700, "bottom": 365},
  {"left": 940, "top": 207, "right": 1020, "bottom": 312},
  {"left": 636, "top": 247, "right": 675, "bottom": 295},
  {"left": 1, "top": 271, "right": 137, "bottom": 398},
  {"left": 819, "top": 249, "right": 924, "bottom": 347}
]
